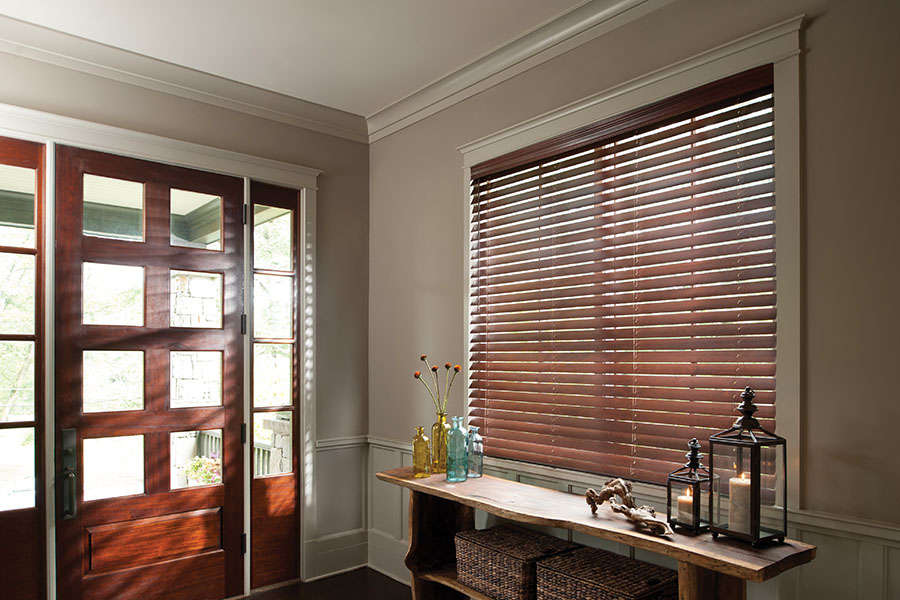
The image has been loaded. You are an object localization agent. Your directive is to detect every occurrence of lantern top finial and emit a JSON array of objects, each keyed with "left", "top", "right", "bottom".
[
  {"left": 734, "top": 386, "right": 761, "bottom": 430},
  {"left": 685, "top": 438, "right": 703, "bottom": 470}
]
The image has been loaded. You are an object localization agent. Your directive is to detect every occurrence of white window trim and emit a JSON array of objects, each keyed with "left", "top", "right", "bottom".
[
  {"left": 459, "top": 15, "right": 804, "bottom": 511},
  {"left": 0, "top": 101, "right": 320, "bottom": 598}
]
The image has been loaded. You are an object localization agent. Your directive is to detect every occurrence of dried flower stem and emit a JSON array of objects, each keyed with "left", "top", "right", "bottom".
[
  {"left": 444, "top": 368, "right": 459, "bottom": 413},
  {"left": 417, "top": 376, "right": 440, "bottom": 413}
]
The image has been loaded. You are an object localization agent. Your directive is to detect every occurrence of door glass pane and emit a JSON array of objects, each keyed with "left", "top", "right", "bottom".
[
  {"left": 253, "top": 412, "right": 292, "bottom": 477},
  {"left": 253, "top": 343, "right": 292, "bottom": 408},
  {"left": 253, "top": 274, "right": 293, "bottom": 339},
  {"left": 83, "top": 351, "right": 144, "bottom": 413},
  {"left": 254, "top": 205, "right": 292, "bottom": 271},
  {"left": 83, "top": 174, "right": 144, "bottom": 241},
  {"left": 171, "top": 189, "right": 222, "bottom": 251},
  {"left": 0, "top": 341, "right": 35, "bottom": 422},
  {"left": 170, "top": 351, "right": 222, "bottom": 408},
  {"left": 0, "top": 164, "right": 36, "bottom": 248},
  {"left": 0, "top": 427, "right": 35, "bottom": 510},
  {"left": 83, "top": 262, "right": 144, "bottom": 326},
  {"left": 170, "top": 429, "right": 223, "bottom": 489},
  {"left": 0, "top": 252, "right": 35, "bottom": 334},
  {"left": 170, "top": 270, "right": 223, "bottom": 328},
  {"left": 83, "top": 435, "right": 144, "bottom": 501}
]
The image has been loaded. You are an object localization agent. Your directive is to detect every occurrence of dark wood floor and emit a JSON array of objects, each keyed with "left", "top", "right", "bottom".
[{"left": 248, "top": 568, "right": 411, "bottom": 600}]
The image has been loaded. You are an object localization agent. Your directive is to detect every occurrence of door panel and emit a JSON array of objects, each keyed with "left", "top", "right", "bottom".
[{"left": 55, "top": 145, "right": 243, "bottom": 600}]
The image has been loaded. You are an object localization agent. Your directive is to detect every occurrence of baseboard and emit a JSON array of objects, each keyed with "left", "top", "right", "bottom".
[
  {"left": 302, "top": 529, "right": 368, "bottom": 582},
  {"left": 367, "top": 528, "right": 411, "bottom": 585}
]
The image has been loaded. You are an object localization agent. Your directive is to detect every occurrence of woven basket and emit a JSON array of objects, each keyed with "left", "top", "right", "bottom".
[
  {"left": 537, "top": 546, "right": 678, "bottom": 600},
  {"left": 455, "top": 525, "right": 579, "bottom": 600}
]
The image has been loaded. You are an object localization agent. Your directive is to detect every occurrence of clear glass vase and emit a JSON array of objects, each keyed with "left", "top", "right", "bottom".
[
  {"left": 446, "top": 416, "right": 468, "bottom": 483},
  {"left": 467, "top": 425, "right": 483, "bottom": 478},
  {"left": 431, "top": 413, "right": 450, "bottom": 474},
  {"left": 412, "top": 426, "right": 431, "bottom": 478}
]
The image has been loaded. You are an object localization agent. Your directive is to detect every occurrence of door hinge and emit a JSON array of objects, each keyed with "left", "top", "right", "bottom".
[
  {"left": 243, "top": 204, "right": 248, "bottom": 225},
  {"left": 241, "top": 313, "right": 247, "bottom": 335},
  {"left": 241, "top": 533, "right": 247, "bottom": 554},
  {"left": 241, "top": 423, "right": 247, "bottom": 444}
]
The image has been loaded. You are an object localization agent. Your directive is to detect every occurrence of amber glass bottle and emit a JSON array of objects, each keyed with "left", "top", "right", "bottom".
[
  {"left": 431, "top": 413, "right": 450, "bottom": 474},
  {"left": 412, "top": 426, "right": 431, "bottom": 478}
]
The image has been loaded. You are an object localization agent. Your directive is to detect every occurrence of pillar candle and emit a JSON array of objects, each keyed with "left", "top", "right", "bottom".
[
  {"left": 728, "top": 473, "right": 752, "bottom": 534},
  {"left": 677, "top": 489, "right": 694, "bottom": 525}
]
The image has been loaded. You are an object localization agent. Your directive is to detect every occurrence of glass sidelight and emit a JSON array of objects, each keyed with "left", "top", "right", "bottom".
[{"left": 251, "top": 201, "right": 296, "bottom": 480}]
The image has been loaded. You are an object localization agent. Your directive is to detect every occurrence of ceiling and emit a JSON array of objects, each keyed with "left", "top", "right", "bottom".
[{"left": 0, "top": 0, "right": 588, "bottom": 118}]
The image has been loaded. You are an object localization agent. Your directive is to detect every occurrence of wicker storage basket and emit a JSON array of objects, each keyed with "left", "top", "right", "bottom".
[
  {"left": 536, "top": 546, "right": 678, "bottom": 600},
  {"left": 455, "top": 525, "right": 579, "bottom": 600}
]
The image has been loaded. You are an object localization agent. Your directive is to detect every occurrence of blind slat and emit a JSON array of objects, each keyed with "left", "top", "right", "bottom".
[{"left": 470, "top": 71, "right": 776, "bottom": 484}]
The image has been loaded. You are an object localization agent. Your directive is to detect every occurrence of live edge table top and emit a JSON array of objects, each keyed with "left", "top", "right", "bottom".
[{"left": 377, "top": 467, "right": 815, "bottom": 583}]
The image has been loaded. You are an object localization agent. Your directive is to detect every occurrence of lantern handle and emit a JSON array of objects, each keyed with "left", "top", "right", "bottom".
[
  {"left": 733, "top": 386, "right": 762, "bottom": 430},
  {"left": 685, "top": 437, "right": 704, "bottom": 470}
]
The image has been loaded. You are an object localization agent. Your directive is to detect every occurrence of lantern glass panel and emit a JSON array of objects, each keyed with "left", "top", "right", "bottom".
[
  {"left": 710, "top": 443, "right": 752, "bottom": 535},
  {"left": 759, "top": 443, "right": 786, "bottom": 538},
  {"left": 669, "top": 485, "right": 700, "bottom": 528}
]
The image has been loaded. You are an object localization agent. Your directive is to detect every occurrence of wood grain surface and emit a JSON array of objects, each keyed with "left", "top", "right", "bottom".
[{"left": 377, "top": 467, "right": 814, "bottom": 583}]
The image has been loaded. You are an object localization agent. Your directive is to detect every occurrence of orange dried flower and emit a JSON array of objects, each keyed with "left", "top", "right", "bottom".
[
  {"left": 414, "top": 371, "right": 421, "bottom": 378},
  {"left": 454, "top": 365, "right": 461, "bottom": 372},
  {"left": 431, "top": 365, "right": 439, "bottom": 372},
  {"left": 420, "top": 354, "right": 427, "bottom": 361},
  {"left": 444, "top": 362, "right": 452, "bottom": 369}
]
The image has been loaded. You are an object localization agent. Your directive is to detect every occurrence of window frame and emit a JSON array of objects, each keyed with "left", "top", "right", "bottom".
[{"left": 460, "top": 15, "right": 803, "bottom": 510}]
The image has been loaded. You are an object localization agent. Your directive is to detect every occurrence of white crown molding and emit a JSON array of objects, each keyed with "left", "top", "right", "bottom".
[
  {"left": 0, "top": 15, "right": 369, "bottom": 144},
  {"left": 366, "top": 0, "right": 675, "bottom": 143},
  {"left": 457, "top": 14, "right": 805, "bottom": 166},
  {"left": 0, "top": 101, "right": 321, "bottom": 190}
]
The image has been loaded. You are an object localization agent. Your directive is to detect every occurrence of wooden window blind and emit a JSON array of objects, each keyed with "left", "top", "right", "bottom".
[{"left": 468, "top": 66, "right": 776, "bottom": 484}]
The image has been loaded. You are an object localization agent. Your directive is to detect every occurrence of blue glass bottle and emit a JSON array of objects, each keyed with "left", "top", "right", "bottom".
[
  {"left": 467, "top": 426, "right": 483, "bottom": 478},
  {"left": 446, "top": 416, "right": 468, "bottom": 483}
]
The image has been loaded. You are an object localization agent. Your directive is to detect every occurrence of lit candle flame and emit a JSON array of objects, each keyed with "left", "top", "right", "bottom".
[
  {"left": 740, "top": 472, "right": 748, "bottom": 480},
  {"left": 685, "top": 488, "right": 692, "bottom": 497}
]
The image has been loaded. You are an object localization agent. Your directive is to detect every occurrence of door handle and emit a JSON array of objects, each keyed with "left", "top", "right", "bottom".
[{"left": 62, "top": 428, "right": 77, "bottom": 520}]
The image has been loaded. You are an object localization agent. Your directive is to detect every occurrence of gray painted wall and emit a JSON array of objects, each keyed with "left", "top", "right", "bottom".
[{"left": 368, "top": 0, "right": 900, "bottom": 527}]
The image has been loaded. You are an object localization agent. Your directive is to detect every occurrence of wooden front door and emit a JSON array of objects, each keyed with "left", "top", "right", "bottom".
[{"left": 54, "top": 146, "right": 244, "bottom": 600}]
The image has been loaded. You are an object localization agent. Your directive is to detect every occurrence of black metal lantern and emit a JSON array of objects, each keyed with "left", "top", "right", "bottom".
[
  {"left": 666, "top": 438, "right": 714, "bottom": 534},
  {"left": 709, "top": 387, "right": 787, "bottom": 546}
]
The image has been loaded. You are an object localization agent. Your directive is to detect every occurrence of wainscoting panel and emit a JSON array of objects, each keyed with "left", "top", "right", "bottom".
[
  {"left": 888, "top": 546, "right": 900, "bottom": 600},
  {"left": 303, "top": 438, "right": 368, "bottom": 581},
  {"left": 365, "top": 438, "right": 900, "bottom": 599},
  {"left": 367, "top": 439, "right": 411, "bottom": 582},
  {"left": 316, "top": 445, "right": 366, "bottom": 538}
]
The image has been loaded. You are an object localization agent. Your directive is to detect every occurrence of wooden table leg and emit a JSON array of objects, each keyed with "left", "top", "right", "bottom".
[
  {"left": 405, "top": 489, "right": 475, "bottom": 600},
  {"left": 678, "top": 561, "right": 747, "bottom": 600}
]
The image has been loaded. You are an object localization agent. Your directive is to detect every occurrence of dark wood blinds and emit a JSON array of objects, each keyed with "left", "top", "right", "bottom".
[{"left": 469, "top": 66, "right": 776, "bottom": 484}]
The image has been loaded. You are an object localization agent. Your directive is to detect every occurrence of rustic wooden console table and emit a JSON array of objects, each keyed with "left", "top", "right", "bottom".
[{"left": 377, "top": 467, "right": 815, "bottom": 600}]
